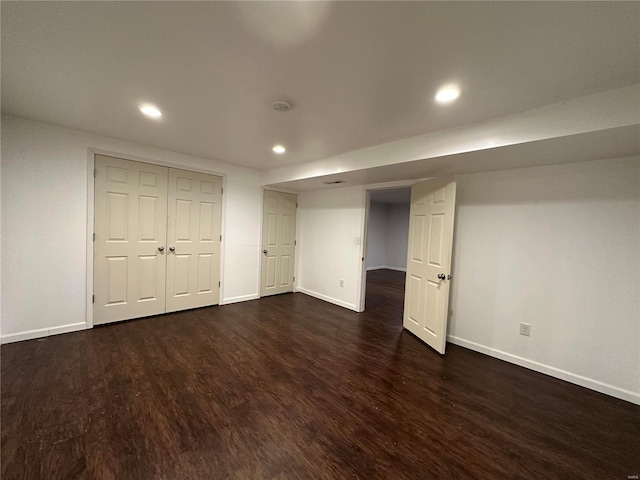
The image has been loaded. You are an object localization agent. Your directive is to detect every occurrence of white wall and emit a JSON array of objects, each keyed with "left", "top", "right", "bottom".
[
  {"left": 365, "top": 201, "right": 409, "bottom": 271},
  {"left": 296, "top": 186, "right": 366, "bottom": 311},
  {"left": 295, "top": 157, "right": 640, "bottom": 404},
  {"left": 365, "top": 201, "right": 387, "bottom": 269},
  {"left": 1, "top": 115, "right": 263, "bottom": 342},
  {"left": 385, "top": 203, "right": 409, "bottom": 270},
  {"left": 448, "top": 157, "right": 640, "bottom": 404}
]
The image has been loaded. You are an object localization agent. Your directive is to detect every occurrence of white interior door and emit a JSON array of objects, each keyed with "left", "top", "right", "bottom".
[
  {"left": 403, "top": 178, "right": 457, "bottom": 354},
  {"left": 94, "top": 155, "right": 168, "bottom": 325},
  {"left": 260, "top": 190, "right": 297, "bottom": 297},
  {"left": 166, "top": 168, "right": 222, "bottom": 312}
]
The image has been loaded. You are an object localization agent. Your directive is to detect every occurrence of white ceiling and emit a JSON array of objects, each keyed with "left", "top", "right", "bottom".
[{"left": 2, "top": 2, "right": 639, "bottom": 172}]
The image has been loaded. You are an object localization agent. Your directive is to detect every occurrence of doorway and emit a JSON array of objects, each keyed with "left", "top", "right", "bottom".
[
  {"left": 360, "top": 179, "right": 457, "bottom": 354},
  {"left": 362, "top": 187, "right": 411, "bottom": 319}
]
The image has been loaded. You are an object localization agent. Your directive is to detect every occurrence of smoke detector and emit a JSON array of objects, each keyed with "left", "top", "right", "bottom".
[{"left": 272, "top": 99, "right": 293, "bottom": 112}]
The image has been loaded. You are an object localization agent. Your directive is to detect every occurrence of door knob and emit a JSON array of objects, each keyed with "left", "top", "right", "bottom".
[
  {"left": 437, "top": 273, "right": 446, "bottom": 280},
  {"left": 169, "top": 246, "right": 175, "bottom": 252},
  {"left": 158, "top": 246, "right": 164, "bottom": 252},
  {"left": 263, "top": 249, "right": 268, "bottom": 255}
]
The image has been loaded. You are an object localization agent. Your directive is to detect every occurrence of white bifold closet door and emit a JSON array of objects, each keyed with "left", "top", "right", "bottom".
[
  {"left": 94, "top": 155, "right": 222, "bottom": 325},
  {"left": 165, "top": 168, "right": 222, "bottom": 312}
]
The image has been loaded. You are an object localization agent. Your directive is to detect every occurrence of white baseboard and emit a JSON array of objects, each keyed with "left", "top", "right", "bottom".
[
  {"left": 221, "top": 294, "right": 259, "bottom": 305},
  {"left": 447, "top": 335, "right": 640, "bottom": 406},
  {"left": 1, "top": 322, "right": 88, "bottom": 344},
  {"left": 297, "top": 288, "right": 358, "bottom": 312},
  {"left": 366, "top": 265, "right": 406, "bottom": 272},
  {"left": 383, "top": 265, "right": 407, "bottom": 272}
]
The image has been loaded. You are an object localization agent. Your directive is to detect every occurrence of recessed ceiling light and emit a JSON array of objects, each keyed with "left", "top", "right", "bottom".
[
  {"left": 272, "top": 145, "right": 286, "bottom": 154},
  {"left": 435, "top": 85, "right": 460, "bottom": 104},
  {"left": 140, "top": 104, "right": 162, "bottom": 118}
]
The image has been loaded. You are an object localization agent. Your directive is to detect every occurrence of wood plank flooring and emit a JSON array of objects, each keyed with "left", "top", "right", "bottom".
[{"left": 2, "top": 269, "right": 639, "bottom": 479}]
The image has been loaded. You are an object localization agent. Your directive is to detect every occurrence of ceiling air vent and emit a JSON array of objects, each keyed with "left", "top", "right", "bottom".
[{"left": 323, "top": 180, "right": 345, "bottom": 185}]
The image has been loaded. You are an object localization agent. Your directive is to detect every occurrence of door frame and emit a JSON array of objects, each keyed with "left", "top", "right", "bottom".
[
  {"left": 259, "top": 187, "right": 299, "bottom": 298},
  {"left": 85, "top": 148, "right": 228, "bottom": 329},
  {"left": 357, "top": 180, "right": 423, "bottom": 313}
]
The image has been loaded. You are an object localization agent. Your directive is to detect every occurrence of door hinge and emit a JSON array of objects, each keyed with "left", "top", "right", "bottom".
[
  {"left": 220, "top": 234, "right": 222, "bottom": 241},
  {"left": 94, "top": 168, "right": 97, "bottom": 178},
  {"left": 221, "top": 187, "right": 224, "bottom": 195},
  {"left": 219, "top": 281, "right": 221, "bottom": 287},
  {"left": 296, "top": 203, "right": 298, "bottom": 208},
  {"left": 294, "top": 240, "right": 297, "bottom": 246},
  {"left": 293, "top": 276, "right": 295, "bottom": 282},
  {"left": 93, "top": 233, "right": 95, "bottom": 242},
  {"left": 92, "top": 294, "right": 95, "bottom": 304}
]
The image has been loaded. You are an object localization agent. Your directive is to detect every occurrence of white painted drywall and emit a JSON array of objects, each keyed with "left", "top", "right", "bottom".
[
  {"left": 385, "top": 203, "right": 409, "bottom": 270},
  {"left": 365, "top": 200, "right": 409, "bottom": 271},
  {"left": 365, "top": 201, "right": 387, "bottom": 269},
  {"left": 448, "top": 157, "right": 640, "bottom": 403},
  {"left": 1, "top": 115, "right": 262, "bottom": 342},
  {"left": 296, "top": 186, "right": 365, "bottom": 311}
]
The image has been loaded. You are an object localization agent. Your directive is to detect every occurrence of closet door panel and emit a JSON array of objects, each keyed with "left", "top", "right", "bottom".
[
  {"left": 166, "top": 168, "right": 222, "bottom": 312},
  {"left": 94, "top": 155, "right": 168, "bottom": 325}
]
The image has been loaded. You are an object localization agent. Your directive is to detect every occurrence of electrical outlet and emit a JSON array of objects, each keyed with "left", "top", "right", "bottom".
[
  {"left": 520, "top": 323, "right": 531, "bottom": 336},
  {"left": 340, "top": 279, "right": 344, "bottom": 287}
]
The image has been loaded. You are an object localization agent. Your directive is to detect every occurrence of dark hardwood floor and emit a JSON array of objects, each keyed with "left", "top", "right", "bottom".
[{"left": 2, "top": 269, "right": 639, "bottom": 479}]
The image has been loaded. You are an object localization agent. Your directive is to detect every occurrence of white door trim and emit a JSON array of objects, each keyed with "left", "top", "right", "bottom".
[
  {"left": 85, "top": 148, "right": 228, "bottom": 330},
  {"left": 85, "top": 150, "right": 96, "bottom": 329}
]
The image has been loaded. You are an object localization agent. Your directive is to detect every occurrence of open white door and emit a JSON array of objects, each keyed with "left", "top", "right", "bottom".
[
  {"left": 260, "top": 190, "right": 297, "bottom": 297},
  {"left": 403, "top": 178, "right": 456, "bottom": 354}
]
